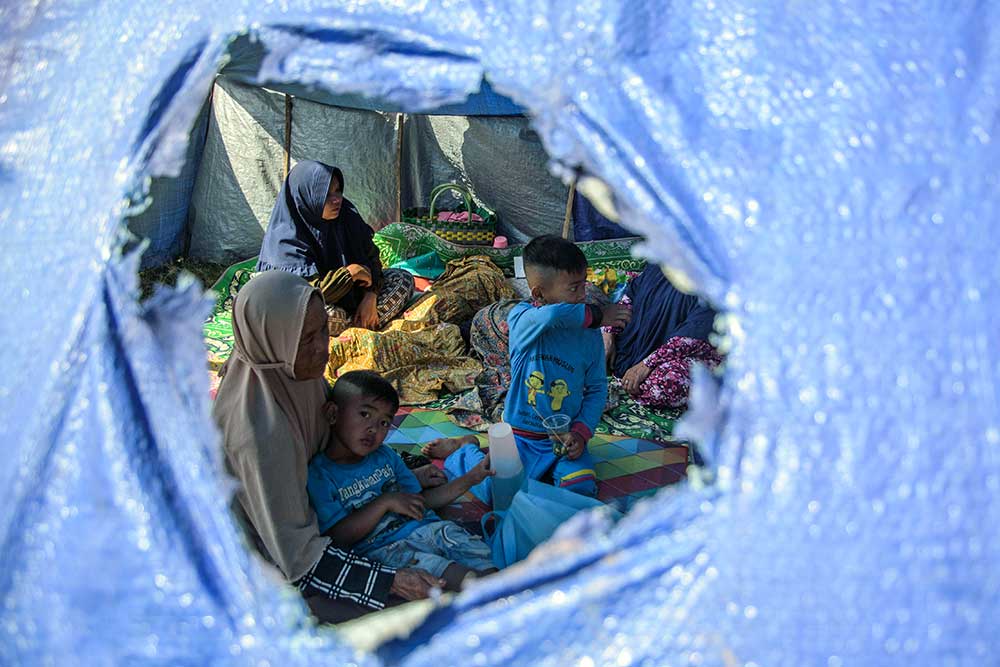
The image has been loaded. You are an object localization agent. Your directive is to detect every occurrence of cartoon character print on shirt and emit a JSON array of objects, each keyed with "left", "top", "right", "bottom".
[
  {"left": 525, "top": 370, "right": 545, "bottom": 405},
  {"left": 547, "top": 378, "right": 571, "bottom": 411}
]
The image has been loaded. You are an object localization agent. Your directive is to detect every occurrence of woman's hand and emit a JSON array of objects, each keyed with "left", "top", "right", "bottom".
[
  {"left": 621, "top": 362, "right": 651, "bottom": 395},
  {"left": 353, "top": 291, "right": 379, "bottom": 329},
  {"left": 380, "top": 492, "right": 426, "bottom": 520},
  {"left": 390, "top": 568, "right": 446, "bottom": 600},
  {"left": 345, "top": 264, "right": 373, "bottom": 287}
]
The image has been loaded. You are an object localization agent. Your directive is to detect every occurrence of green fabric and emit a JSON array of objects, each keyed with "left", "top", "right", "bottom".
[
  {"left": 208, "top": 257, "right": 258, "bottom": 297},
  {"left": 373, "top": 223, "right": 647, "bottom": 277},
  {"left": 389, "top": 250, "right": 446, "bottom": 279},
  {"left": 204, "top": 258, "right": 257, "bottom": 370},
  {"left": 596, "top": 397, "right": 681, "bottom": 441}
]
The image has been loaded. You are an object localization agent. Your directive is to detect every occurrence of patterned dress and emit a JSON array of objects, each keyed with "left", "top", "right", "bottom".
[{"left": 602, "top": 294, "right": 723, "bottom": 409}]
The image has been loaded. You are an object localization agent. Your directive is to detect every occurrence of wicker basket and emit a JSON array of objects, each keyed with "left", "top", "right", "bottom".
[{"left": 401, "top": 183, "right": 497, "bottom": 245}]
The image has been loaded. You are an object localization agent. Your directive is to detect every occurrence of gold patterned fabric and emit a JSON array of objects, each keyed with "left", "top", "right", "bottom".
[
  {"left": 325, "top": 256, "right": 512, "bottom": 405},
  {"left": 404, "top": 255, "right": 516, "bottom": 324}
]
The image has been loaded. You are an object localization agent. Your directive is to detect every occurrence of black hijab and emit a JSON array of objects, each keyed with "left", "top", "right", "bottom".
[
  {"left": 612, "top": 265, "right": 718, "bottom": 377},
  {"left": 256, "top": 160, "right": 379, "bottom": 298}
]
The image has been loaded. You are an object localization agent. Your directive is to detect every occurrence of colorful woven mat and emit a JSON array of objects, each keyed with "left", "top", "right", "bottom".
[
  {"left": 406, "top": 382, "right": 682, "bottom": 443},
  {"left": 386, "top": 407, "right": 688, "bottom": 532}
]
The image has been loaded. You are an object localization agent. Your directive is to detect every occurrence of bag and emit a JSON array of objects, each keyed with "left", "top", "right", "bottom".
[
  {"left": 480, "top": 478, "right": 613, "bottom": 569},
  {"left": 402, "top": 183, "right": 497, "bottom": 245}
]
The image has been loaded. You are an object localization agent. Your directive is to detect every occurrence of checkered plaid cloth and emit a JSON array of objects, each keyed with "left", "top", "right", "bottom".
[
  {"left": 326, "top": 268, "right": 415, "bottom": 334},
  {"left": 296, "top": 543, "right": 396, "bottom": 610}
]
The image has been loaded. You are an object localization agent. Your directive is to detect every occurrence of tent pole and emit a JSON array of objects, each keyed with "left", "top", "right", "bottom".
[
  {"left": 283, "top": 95, "right": 293, "bottom": 179},
  {"left": 396, "top": 113, "right": 404, "bottom": 222},
  {"left": 562, "top": 175, "right": 577, "bottom": 239}
]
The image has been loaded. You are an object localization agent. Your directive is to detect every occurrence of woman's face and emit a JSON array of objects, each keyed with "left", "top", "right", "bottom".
[
  {"left": 321, "top": 174, "right": 343, "bottom": 220},
  {"left": 293, "top": 295, "right": 330, "bottom": 380}
]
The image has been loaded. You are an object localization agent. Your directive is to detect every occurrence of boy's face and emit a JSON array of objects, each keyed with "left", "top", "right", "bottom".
[
  {"left": 330, "top": 394, "right": 396, "bottom": 462},
  {"left": 531, "top": 268, "right": 588, "bottom": 305}
]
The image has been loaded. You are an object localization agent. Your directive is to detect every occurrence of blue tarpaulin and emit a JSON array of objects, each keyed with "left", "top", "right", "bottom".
[
  {"left": 1, "top": 2, "right": 998, "bottom": 666},
  {"left": 221, "top": 32, "right": 526, "bottom": 116}
]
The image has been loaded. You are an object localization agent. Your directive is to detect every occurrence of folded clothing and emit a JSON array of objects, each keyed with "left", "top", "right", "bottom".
[{"left": 437, "top": 211, "right": 484, "bottom": 223}]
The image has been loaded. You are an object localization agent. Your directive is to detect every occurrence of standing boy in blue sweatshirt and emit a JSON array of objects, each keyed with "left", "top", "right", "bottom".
[{"left": 425, "top": 235, "right": 631, "bottom": 499}]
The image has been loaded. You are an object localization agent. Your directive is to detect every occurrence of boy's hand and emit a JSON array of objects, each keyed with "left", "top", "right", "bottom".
[
  {"left": 467, "top": 453, "right": 496, "bottom": 484},
  {"left": 562, "top": 432, "right": 587, "bottom": 460},
  {"left": 621, "top": 362, "right": 651, "bottom": 395},
  {"left": 601, "top": 303, "right": 632, "bottom": 329},
  {"left": 380, "top": 492, "right": 426, "bottom": 520}
]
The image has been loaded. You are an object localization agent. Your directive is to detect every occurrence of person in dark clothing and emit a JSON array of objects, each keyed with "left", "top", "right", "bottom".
[
  {"left": 602, "top": 265, "right": 723, "bottom": 409},
  {"left": 256, "top": 160, "right": 412, "bottom": 332}
]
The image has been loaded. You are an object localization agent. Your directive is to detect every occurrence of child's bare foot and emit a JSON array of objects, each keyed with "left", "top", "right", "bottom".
[{"left": 421, "top": 437, "right": 468, "bottom": 459}]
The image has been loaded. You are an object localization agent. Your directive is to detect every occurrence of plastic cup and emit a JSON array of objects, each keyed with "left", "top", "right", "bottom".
[{"left": 541, "top": 413, "right": 572, "bottom": 457}]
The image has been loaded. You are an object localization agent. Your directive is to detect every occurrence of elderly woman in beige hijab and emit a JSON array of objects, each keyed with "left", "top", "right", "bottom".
[{"left": 213, "top": 270, "right": 442, "bottom": 623}]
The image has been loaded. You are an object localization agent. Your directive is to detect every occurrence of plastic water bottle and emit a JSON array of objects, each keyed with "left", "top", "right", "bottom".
[{"left": 488, "top": 421, "right": 524, "bottom": 510}]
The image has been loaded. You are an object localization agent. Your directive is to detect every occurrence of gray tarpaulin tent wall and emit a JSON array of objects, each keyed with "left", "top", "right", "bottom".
[
  {"left": 188, "top": 77, "right": 569, "bottom": 263},
  {"left": 128, "top": 51, "right": 576, "bottom": 267}
]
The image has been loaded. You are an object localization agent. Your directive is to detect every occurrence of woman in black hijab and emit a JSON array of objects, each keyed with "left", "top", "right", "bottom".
[{"left": 256, "top": 160, "right": 413, "bottom": 332}]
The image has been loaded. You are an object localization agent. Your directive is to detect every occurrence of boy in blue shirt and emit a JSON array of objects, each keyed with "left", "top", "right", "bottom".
[
  {"left": 425, "top": 235, "right": 631, "bottom": 499},
  {"left": 307, "top": 371, "right": 497, "bottom": 591}
]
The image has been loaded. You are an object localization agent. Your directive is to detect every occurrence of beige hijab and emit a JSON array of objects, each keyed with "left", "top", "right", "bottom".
[{"left": 213, "top": 270, "right": 331, "bottom": 582}]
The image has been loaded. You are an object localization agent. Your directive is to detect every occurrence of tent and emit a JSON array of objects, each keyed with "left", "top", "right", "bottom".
[
  {"left": 2, "top": 2, "right": 999, "bottom": 666},
  {"left": 126, "top": 32, "right": 625, "bottom": 269}
]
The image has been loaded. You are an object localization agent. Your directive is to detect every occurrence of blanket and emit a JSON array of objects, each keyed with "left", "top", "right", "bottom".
[
  {"left": 386, "top": 408, "right": 689, "bottom": 535},
  {"left": 326, "top": 255, "right": 515, "bottom": 404}
]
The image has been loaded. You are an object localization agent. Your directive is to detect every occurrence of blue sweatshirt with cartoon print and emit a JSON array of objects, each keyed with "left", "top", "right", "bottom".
[{"left": 504, "top": 301, "right": 607, "bottom": 439}]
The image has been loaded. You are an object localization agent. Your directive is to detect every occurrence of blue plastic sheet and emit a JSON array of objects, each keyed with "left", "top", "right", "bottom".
[{"left": 1, "top": 1, "right": 999, "bottom": 666}]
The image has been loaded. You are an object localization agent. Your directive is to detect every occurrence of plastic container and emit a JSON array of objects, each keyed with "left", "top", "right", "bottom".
[
  {"left": 488, "top": 421, "right": 524, "bottom": 510},
  {"left": 542, "top": 413, "right": 572, "bottom": 457}
]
